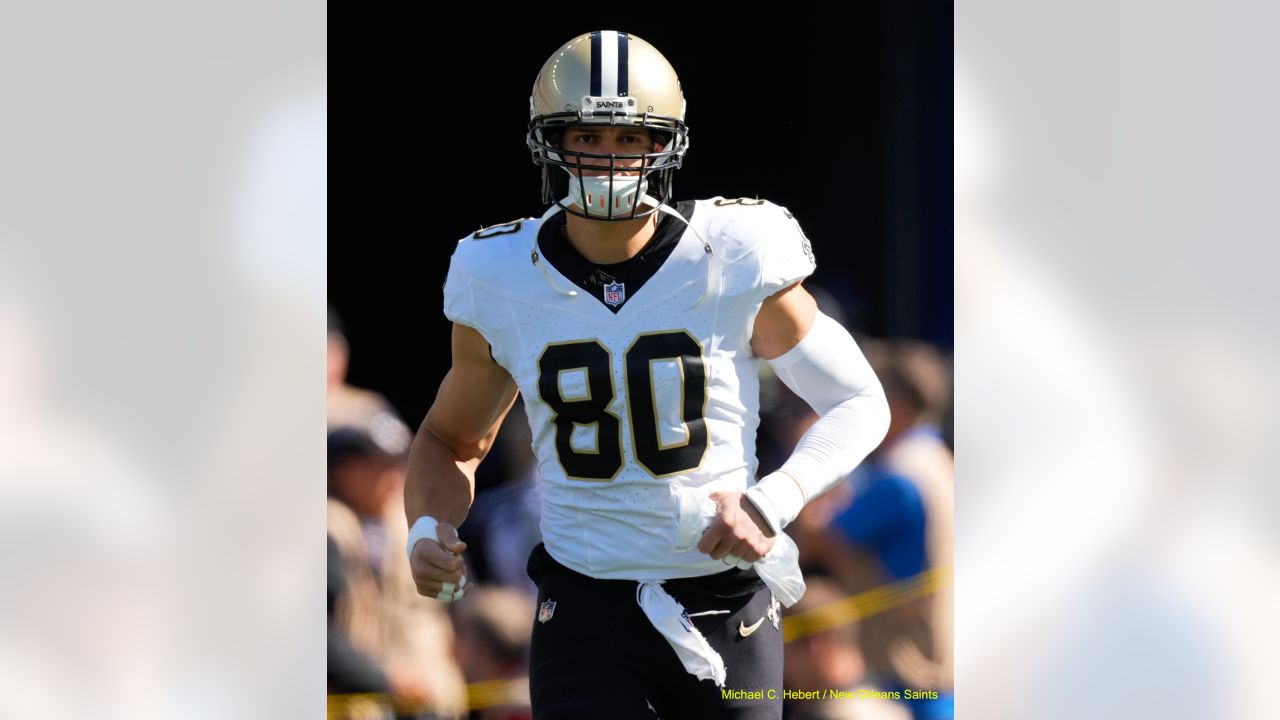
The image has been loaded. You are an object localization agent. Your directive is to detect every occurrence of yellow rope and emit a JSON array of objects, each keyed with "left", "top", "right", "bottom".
[{"left": 782, "top": 566, "right": 948, "bottom": 643}]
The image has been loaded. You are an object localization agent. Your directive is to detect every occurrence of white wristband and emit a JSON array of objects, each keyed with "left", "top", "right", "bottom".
[
  {"left": 745, "top": 472, "right": 807, "bottom": 535},
  {"left": 406, "top": 515, "right": 442, "bottom": 559}
]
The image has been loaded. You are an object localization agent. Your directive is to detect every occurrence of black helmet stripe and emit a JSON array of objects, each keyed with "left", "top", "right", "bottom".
[
  {"left": 590, "top": 31, "right": 602, "bottom": 97},
  {"left": 618, "top": 33, "right": 629, "bottom": 96},
  {"left": 590, "top": 31, "right": 626, "bottom": 98}
]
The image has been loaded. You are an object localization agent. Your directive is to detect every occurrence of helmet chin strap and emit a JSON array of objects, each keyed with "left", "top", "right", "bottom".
[{"left": 531, "top": 203, "right": 578, "bottom": 298}]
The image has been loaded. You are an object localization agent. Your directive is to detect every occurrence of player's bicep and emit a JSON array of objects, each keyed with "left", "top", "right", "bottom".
[
  {"left": 422, "top": 323, "right": 519, "bottom": 461},
  {"left": 750, "top": 282, "right": 818, "bottom": 359}
]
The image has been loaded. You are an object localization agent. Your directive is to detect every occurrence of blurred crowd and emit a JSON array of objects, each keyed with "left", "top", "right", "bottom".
[{"left": 326, "top": 299, "right": 954, "bottom": 720}]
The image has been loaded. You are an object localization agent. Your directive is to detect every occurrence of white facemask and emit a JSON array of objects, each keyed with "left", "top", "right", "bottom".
[{"left": 562, "top": 169, "right": 652, "bottom": 219}]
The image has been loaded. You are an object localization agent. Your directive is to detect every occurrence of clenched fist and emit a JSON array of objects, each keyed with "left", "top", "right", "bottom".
[
  {"left": 408, "top": 519, "right": 469, "bottom": 602},
  {"left": 696, "top": 490, "right": 777, "bottom": 566}
]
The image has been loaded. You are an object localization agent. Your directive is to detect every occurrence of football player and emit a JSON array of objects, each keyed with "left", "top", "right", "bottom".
[{"left": 406, "top": 31, "right": 890, "bottom": 719}]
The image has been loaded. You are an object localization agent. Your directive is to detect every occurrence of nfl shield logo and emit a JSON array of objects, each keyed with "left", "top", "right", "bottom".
[
  {"left": 538, "top": 599, "right": 557, "bottom": 623},
  {"left": 603, "top": 282, "right": 626, "bottom": 307},
  {"left": 679, "top": 610, "right": 694, "bottom": 633}
]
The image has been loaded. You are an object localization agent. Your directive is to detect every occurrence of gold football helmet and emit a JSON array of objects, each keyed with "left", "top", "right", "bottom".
[{"left": 527, "top": 31, "right": 690, "bottom": 221}]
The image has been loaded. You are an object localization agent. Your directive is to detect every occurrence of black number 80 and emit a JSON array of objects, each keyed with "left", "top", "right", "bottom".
[{"left": 537, "top": 330, "right": 708, "bottom": 480}]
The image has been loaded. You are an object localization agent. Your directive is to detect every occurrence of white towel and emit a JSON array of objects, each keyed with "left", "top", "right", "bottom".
[
  {"left": 634, "top": 580, "right": 727, "bottom": 686},
  {"left": 630, "top": 486, "right": 809, "bottom": 688}
]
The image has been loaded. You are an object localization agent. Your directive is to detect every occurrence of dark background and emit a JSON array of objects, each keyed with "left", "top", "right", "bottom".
[{"left": 330, "top": 6, "right": 952, "bottom": 425}]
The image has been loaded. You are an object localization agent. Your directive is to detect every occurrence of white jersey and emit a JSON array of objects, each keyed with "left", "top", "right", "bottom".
[{"left": 443, "top": 197, "right": 816, "bottom": 580}]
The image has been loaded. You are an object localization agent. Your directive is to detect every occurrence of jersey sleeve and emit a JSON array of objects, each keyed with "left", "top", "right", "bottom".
[
  {"left": 442, "top": 239, "right": 481, "bottom": 330},
  {"left": 439, "top": 222, "right": 532, "bottom": 373},
  {"left": 758, "top": 202, "right": 817, "bottom": 299}
]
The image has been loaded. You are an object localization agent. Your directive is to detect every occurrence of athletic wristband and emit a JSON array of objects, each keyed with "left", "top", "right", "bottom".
[
  {"left": 745, "top": 472, "right": 807, "bottom": 535},
  {"left": 406, "top": 515, "right": 443, "bottom": 559}
]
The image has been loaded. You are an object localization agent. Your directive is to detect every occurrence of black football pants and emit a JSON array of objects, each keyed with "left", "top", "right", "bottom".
[{"left": 527, "top": 542, "right": 783, "bottom": 720}]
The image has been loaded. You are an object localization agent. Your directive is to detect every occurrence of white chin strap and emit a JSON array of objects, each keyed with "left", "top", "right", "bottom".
[{"left": 563, "top": 169, "right": 653, "bottom": 218}]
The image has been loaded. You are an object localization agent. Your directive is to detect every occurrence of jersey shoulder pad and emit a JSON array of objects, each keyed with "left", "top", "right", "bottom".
[
  {"left": 443, "top": 216, "right": 537, "bottom": 328},
  {"left": 695, "top": 197, "right": 816, "bottom": 297}
]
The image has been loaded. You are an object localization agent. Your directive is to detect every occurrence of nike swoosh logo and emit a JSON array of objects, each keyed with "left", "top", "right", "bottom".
[{"left": 738, "top": 617, "right": 765, "bottom": 637}]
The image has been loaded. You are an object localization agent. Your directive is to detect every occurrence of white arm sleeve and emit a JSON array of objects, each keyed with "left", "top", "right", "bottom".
[{"left": 745, "top": 311, "right": 890, "bottom": 534}]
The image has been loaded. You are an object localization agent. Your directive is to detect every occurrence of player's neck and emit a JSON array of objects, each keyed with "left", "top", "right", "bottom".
[{"left": 563, "top": 211, "right": 658, "bottom": 265}]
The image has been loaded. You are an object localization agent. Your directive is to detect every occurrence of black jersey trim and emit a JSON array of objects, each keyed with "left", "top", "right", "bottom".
[{"left": 537, "top": 200, "right": 697, "bottom": 314}]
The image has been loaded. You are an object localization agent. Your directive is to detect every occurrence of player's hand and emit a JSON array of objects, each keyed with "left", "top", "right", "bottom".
[
  {"left": 409, "top": 521, "right": 469, "bottom": 601},
  {"left": 698, "top": 490, "right": 777, "bottom": 565}
]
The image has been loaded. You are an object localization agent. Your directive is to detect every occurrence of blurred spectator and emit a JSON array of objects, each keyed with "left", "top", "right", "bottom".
[
  {"left": 329, "top": 534, "right": 392, "bottom": 697},
  {"left": 329, "top": 308, "right": 402, "bottom": 433},
  {"left": 328, "top": 425, "right": 467, "bottom": 719},
  {"left": 782, "top": 578, "right": 911, "bottom": 720},
  {"left": 805, "top": 339, "right": 955, "bottom": 720},
  {"left": 450, "top": 586, "right": 534, "bottom": 720}
]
